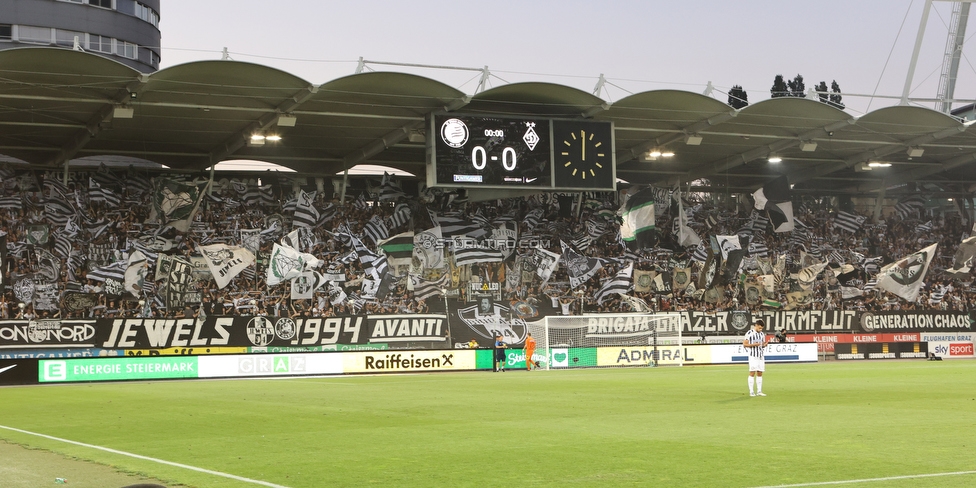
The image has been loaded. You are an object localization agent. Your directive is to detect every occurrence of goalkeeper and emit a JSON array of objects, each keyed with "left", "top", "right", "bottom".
[{"left": 524, "top": 333, "right": 540, "bottom": 370}]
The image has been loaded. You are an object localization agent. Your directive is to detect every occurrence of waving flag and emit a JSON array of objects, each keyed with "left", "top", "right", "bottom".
[
  {"left": 595, "top": 261, "right": 634, "bottom": 305},
  {"left": 877, "top": 243, "right": 937, "bottom": 301},
  {"left": 752, "top": 175, "right": 794, "bottom": 232},
  {"left": 620, "top": 187, "right": 656, "bottom": 251}
]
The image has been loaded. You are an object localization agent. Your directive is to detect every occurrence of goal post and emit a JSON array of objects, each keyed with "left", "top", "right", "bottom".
[{"left": 529, "top": 313, "right": 683, "bottom": 370}]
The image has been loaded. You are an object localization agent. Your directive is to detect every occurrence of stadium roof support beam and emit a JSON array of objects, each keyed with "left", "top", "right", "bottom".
[
  {"left": 617, "top": 110, "right": 738, "bottom": 166},
  {"left": 674, "top": 117, "right": 856, "bottom": 185},
  {"left": 48, "top": 75, "right": 149, "bottom": 178},
  {"left": 205, "top": 84, "right": 319, "bottom": 169},
  {"left": 338, "top": 95, "right": 471, "bottom": 203},
  {"left": 339, "top": 96, "right": 471, "bottom": 171},
  {"left": 849, "top": 149, "right": 976, "bottom": 193},
  {"left": 788, "top": 123, "right": 969, "bottom": 186}
]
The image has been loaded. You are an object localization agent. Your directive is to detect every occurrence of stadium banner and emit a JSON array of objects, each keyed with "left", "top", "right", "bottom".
[
  {"left": 447, "top": 301, "right": 531, "bottom": 348},
  {"left": 683, "top": 310, "right": 858, "bottom": 334},
  {"left": 94, "top": 315, "right": 448, "bottom": 349},
  {"left": 0, "top": 348, "right": 123, "bottom": 359},
  {"left": 0, "top": 358, "right": 40, "bottom": 385},
  {"left": 596, "top": 344, "right": 709, "bottom": 367},
  {"left": 0, "top": 319, "right": 98, "bottom": 348},
  {"left": 249, "top": 343, "right": 389, "bottom": 354},
  {"left": 197, "top": 353, "right": 342, "bottom": 378},
  {"left": 342, "top": 350, "right": 475, "bottom": 374},
  {"left": 834, "top": 342, "right": 928, "bottom": 360},
  {"left": 38, "top": 356, "right": 199, "bottom": 383},
  {"left": 709, "top": 343, "right": 819, "bottom": 364},
  {"left": 858, "top": 311, "right": 972, "bottom": 332},
  {"left": 123, "top": 347, "right": 248, "bottom": 356},
  {"left": 919, "top": 333, "right": 975, "bottom": 359}
]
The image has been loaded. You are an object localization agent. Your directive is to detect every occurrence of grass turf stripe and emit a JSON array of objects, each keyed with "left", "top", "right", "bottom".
[{"left": 0, "top": 424, "right": 291, "bottom": 488}]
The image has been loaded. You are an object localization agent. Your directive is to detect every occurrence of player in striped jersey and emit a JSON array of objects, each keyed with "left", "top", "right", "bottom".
[{"left": 743, "top": 319, "right": 769, "bottom": 397}]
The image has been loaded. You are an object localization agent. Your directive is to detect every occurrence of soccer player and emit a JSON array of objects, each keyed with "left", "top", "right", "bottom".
[
  {"left": 743, "top": 319, "right": 769, "bottom": 396},
  {"left": 524, "top": 333, "right": 539, "bottom": 370},
  {"left": 494, "top": 334, "right": 507, "bottom": 372}
]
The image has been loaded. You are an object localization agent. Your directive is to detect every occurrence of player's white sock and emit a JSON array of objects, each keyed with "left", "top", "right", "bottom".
[
  {"left": 756, "top": 377, "right": 763, "bottom": 393},
  {"left": 747, "top": 376, "right": 755, "bottom": 394}
]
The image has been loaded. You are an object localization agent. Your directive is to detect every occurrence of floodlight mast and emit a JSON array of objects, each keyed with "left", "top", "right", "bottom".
[{"left": 902, "top": 0, "right": 972, "bottom": 113}]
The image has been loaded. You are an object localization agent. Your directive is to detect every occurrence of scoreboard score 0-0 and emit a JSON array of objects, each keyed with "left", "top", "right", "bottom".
[{"left": 427, "top": 113, "right": 615, "bottom": 191}]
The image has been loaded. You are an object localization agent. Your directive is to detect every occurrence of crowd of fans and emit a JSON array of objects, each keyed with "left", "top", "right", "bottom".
[{"left": 0, "top": 166, "right": 973, "bottom": 321}]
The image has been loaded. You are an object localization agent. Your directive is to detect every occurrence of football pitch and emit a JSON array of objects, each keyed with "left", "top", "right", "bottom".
[{"left": 1, "top": 360, "right": 975, "bottom": 488}]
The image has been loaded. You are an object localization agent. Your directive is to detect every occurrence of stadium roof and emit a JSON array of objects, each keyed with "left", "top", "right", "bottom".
[{"left": 3, "top": 47, "right": 976, "bottom": 197}]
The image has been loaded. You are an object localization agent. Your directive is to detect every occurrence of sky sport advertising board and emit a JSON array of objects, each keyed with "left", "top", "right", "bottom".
[{"left": 918, "top": 333, "right": 974, "bottom": 359}]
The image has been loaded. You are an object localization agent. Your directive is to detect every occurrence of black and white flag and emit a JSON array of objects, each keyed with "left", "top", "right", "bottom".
[
  {"left": 595, "top": 261, "right": 634, "bottom": 305},
  {"left": 833, "top": 211, "right": 866, "bottom": 233},
  {"left": 293, "top": 190, "right": 319, "bottom": 228},
  {"left": 752, "top": 175, "right": 794, "bottom": 232},
  {"left": 561, "top": 241, "right": 603, "bottom": 289}
]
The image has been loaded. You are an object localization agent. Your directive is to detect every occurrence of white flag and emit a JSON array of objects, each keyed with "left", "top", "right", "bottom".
[
  {"left": 267, "top": 243, "right": 321, "bottom": 287},
  {"left": 877, "top": 243, "right": 937, "bottom": 302},
  {"left": 124, "top": 250, "right": 148, "bottom": 297},
  {"left": 199, "top": 244, "right": 256, "bottom": 289}
]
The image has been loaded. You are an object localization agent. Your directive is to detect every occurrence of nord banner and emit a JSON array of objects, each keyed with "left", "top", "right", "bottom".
[{"left": 0, "top": 319, "right": 98, "bottom": 348}]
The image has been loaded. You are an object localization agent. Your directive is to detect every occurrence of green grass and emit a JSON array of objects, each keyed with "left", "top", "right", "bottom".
[{"left": 2, "top": 361, "right": 976, "bottom": 487}]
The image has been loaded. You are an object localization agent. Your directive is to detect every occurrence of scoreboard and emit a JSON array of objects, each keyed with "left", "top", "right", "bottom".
[{"left": 428, "top": 113, "right": 615, "bottom": 191}]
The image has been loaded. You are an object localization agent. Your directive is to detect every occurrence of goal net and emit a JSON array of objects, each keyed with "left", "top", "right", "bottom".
[{"left": 528, "top": 313, "right": 683, "bottom": 370}]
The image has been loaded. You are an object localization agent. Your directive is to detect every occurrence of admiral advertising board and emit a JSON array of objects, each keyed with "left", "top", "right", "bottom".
[{"left": 596, "top": 345, "right": 707, "bottom": 367}]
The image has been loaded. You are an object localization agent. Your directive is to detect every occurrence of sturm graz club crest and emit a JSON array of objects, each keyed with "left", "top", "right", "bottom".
[
  {"left": 455, "top": 303, "right": 527, "bottom": 344},
  {"left": 246, "top": 316, "right": 275, "bottom": 346},
  {"left": 636, "top": 272, "right": 653, "bottom": 290},
  {"left": 673, "top": 268, "right": 689, "bottom": 287},
  {"left": 729, "top": 311, "right": 751, "bottom": 332},
  {"left": 890, "top": 250, "right": 928, "bottom": 285},
  {"left": 275, "top": 318, "right": 297, "bottom": 341},
  {"left": 745, "top": 284, "right": 761, "bottom": 305},
  {"left": 293, "top": 274, "right": 312, "bottom": 295}
]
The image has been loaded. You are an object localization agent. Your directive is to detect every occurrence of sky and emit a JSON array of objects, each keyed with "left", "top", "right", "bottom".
[{"left": 157, "top": 0, "right": 976, "bottom": 117}]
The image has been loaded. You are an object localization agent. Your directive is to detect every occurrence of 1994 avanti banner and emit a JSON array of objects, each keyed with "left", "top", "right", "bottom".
[{"left": 0, "top": 310, "right": 972, "bottom": 350}]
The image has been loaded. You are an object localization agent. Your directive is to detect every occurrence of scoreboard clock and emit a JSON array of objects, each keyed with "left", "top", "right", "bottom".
[
  {"left": 552, "top": 119, "right": 615, "bottom": 190},
  {"left": 428, "top": 113, "right": 615, "bottom": 191}
]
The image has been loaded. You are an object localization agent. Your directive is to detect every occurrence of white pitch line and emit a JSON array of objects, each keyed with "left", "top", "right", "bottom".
[
  {"left": 0, "top": 424, "right": 291, "bottom": 488},
  {"left": 754, "top": 470, "right": 976, "bottom": 487}
]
